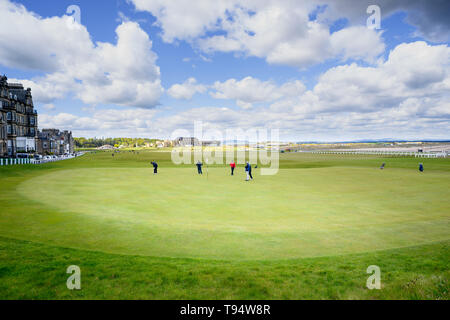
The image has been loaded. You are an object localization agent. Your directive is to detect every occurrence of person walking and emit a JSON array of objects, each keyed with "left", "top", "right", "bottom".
[
  {"left": 419, "top": 163, "right": 424, "bottom": 172},
  {"left": 230, "top": 162, "right": 236, "bottom": 175},
  {"left": 196, "top": 161, "right": 203, "bottom": 175},
  {"left": 151, "top": 160, "right": 158, "bottom": 174},
  {"left": 380, "top": 162, "right": 385, "bottom": 170}
]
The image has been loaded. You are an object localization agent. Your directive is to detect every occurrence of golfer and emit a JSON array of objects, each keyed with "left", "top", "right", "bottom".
[
  {"left": 419, "top": 163, "right": 424, "bottom": 172},
  {"left": 230, "top": 162, "right": 236, "bottom": 175},
  {"left": 151, "top": 160, "right": 158, "bottom": 174},
  {"left": 196, "top": 161, "right": 203, "bottom": 175},
  {"left": 380, "top": 163, "right": 385, "bottom": 170},
  {"left": 245, "top": 162, "right": 253, "bottom": 181}
]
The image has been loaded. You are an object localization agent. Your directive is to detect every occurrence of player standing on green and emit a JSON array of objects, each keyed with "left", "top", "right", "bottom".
[
  {"left": 245, "top": 161, "right": 253, "bottom": 181},
  {"left": 419, "top": 163, "right": 424, "bottom": 172},
  {"left": 196, "top": 161, "right": 203, "bottom": 175},
  {"left": 230, "top": 161, "right": 236, "bottom": 175},
  {"left": 151, "top": 161, "right": 158, "bottom": 174}
]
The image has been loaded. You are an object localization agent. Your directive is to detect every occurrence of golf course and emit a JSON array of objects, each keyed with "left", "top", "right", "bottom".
[{"left": 0, "top": 150, "right": 449, "bottom": 299}]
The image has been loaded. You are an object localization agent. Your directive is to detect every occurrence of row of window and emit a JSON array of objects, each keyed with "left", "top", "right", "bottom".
[
  {"left": 14, "top": 103, "right": 34, "bottom": 114},
  {"left": 0, "top": 124, "right": 35, "bottom": 137},
  {"left": 0, "top": 112, "right": 36, "bottom": 125},
  {"left": 0, "top": 98, "right": 34, "bottom": 111}
]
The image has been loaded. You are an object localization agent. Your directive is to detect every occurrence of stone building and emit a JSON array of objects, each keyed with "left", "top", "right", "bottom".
[
  {"left": 174, "top": 137, "right": 200, "bottom": 147},
  {"left": 201, "top": 140, "right": 221, "bottom": 147},
  {"left": 0, "top": 75, "right": 38, "bottom": 157},
  {"left": 37, "top": 129, "right": 74, "bottom": 155},
  {"left": 0, "top": 100, "right": 6, "bottom": 156}
]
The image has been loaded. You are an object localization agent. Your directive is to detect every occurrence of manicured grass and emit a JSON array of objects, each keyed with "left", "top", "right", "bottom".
[{"left": 0, "top": 151, "right": 449, "bottom": 299}]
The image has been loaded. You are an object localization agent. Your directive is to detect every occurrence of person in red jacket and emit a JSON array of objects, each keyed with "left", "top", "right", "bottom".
[{"left": 230, "top": 162, "right": 236, "bottom": 175}]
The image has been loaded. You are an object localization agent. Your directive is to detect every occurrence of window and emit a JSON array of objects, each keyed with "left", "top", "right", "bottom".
[
  {"left": 7, "top": 140, "right": 13, "bottom": 155},
  {"left": 30, "top": 128, "right": 35, "bottom": 136},
  {"left": 30, "top": 117, "right": 35, "bottom": 125},
  {"left": 7, "top": 112, "right": 11, "bottom": 121},
  {"left": 7, "top": 125, "right": 11, "bottom": 135}
]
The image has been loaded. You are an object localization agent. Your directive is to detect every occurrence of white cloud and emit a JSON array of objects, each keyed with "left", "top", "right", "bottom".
[
  {"left": 0, "top": 0, "right": 163, "bottom": 108},
  {"left": 210, "top": 77, "right": 305, "bottom": 108},
  {"left": 40, "top": 42, "right": 450, "bottom": 140},
  {"left": 300, "top": 41, "right": 450, "bottom": 115},
  {"left": 167, "top": 78, "right": 206, "bottom": 100},
  {"left": 43, "top": 41, "right": 449, "bottom": 140},
  {"left": 39, "top": 108, "right": 159, "bottom": 136},
  {"left": 329, "top": 26, "right": 385, "bottom": 64},
  {"left": 130, "top": 0, "right": 386, "bottom": 68},
  {"left": 43, "top": 103, "right": 56, "bottom": 111}
]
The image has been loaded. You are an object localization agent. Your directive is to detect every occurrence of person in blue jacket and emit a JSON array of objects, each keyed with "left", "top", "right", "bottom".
[
  {"left": 151, "top": 160, "right": 158, "bottom": 174},
  {"left": 419, "top": 163, "right": 424, "bottom": 172},
  {"left": 245, "top": 161, "right": 253, "bottom": 181},
  {"left": 196, "top": 161, "right": 203, "bottom": 175}
]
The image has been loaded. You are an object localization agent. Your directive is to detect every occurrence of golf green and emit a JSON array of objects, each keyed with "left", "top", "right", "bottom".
[{"left": 11, "top": 166, "right": 449, "bottom": 260}]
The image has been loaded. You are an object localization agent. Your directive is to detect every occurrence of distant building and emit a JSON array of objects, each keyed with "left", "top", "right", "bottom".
[
  {"left": 97, "top": 144, "right": 114, "bottom": 150},
  {"left": 37, "top": 129, "right": 74, "bottom": 155},
  {"left": 174, "top": 137, "right": 200, "bottom": 147},
  {"left": 156, "top": 141, "right": 165, "bottom": 148},
  {"left": 0, "top": 75, "right": 38, "bottom": 157},
  {"left": 201, "top": 140, "right": 221, "bottom": 147},
  {"left": 163, "top": 140, "right": 173, "bottom": 147}
]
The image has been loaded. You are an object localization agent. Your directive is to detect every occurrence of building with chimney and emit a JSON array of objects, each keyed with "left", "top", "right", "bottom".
[
  {"left": 37, "top": 129, "right": 74, "bottom": 156},
  {"left": 0, "top": 75, "right": 38, "bottom": 157}
]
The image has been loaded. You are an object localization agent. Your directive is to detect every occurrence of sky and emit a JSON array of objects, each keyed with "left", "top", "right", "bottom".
[{"left": 0, "top": 0, "right": 449, "bottom": 141}]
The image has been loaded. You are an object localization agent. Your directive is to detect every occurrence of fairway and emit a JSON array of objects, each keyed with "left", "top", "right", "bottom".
[{"left": 8, "top": 164, "right": 450, "bottom": 260}]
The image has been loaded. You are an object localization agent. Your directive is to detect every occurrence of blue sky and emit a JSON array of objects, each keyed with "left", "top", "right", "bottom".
[{"left": 0, "top": 0, "right": 449, "bottom": 141}]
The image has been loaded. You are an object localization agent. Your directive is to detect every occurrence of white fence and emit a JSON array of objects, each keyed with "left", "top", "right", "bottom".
[
  {"left": 0, "top": 152, "right": 85, "bottom": 166},
  {"left": 308, "top": 151, "right": 448, "bottom": 158},
  {"left": 0, "top": 158, "right": 33, "bottom": 166}
]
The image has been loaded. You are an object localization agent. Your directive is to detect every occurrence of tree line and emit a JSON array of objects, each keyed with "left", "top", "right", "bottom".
[{"left": 74, "top": 137, "right": 159, "bottom": 148}]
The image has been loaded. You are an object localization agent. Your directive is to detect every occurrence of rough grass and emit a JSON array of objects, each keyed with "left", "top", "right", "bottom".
[{"left": 0, "top": 237, "right": 448, "bottom": 300}]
